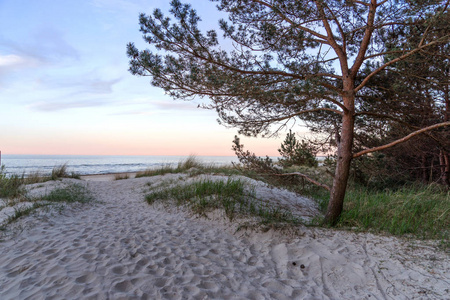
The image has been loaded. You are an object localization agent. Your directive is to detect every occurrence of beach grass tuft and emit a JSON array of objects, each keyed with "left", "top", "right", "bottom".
[
  {"left": 115, "top": 173, "right": 130, "bottom": 180},
  {"left": 0, "top": 166, "right": 25, "bottom": 199},
  {"left": 1, "top": 183, "right": 94, "bottom": 231},
  {"left": 0, "top": 164, "right": 81, "bottom": 200},
  {"left": 50, "top": 164, "right": 80, "bottom": 180},
  {"left": 146, "top": 178, "right": 301, "bottom": 227},
  {"left": 51, "top": 164, "right": 68, "bottom": 180},
  {"left": 40, "top": 183, "right": 94, "bottom": 204},
  {"left": 136, "top": 156, "right": 239, "bottom": 178}
]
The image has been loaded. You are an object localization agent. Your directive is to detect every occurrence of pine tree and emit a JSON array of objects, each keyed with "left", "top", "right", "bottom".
[{"left": 128, "top": 0, "right": 450, "bottom": 224}]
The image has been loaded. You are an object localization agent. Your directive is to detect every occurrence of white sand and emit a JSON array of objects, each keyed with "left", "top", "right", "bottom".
[{"left": 0, "top": 175, "right": 448, "bottom": 299}]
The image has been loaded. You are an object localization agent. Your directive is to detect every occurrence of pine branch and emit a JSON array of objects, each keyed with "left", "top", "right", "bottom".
[{"left": 353, "top": 122, "right": 450, "bottom": 158}]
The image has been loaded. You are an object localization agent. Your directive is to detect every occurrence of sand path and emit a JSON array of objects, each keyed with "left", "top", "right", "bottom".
[{"left": 0, "top": 176, "right": 448, "bottom": 299}]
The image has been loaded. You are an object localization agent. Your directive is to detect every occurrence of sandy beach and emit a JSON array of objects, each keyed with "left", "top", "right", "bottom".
[{"left": 0, "top": 174, "right": 448, "bottom": 299}]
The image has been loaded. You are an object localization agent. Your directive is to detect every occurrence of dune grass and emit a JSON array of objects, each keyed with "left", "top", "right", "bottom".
[
  {"left": 140, "top": 157, "right": 449, "bottom": 241},
  {"left": 0, "top": 172, "right": 25, "bottom": 199},
  {"left": 1, "top": 183, "right": 94, "bottom": 231},
  {"left": 40, "top": 183, "right": 94, "bottom": 204},
  {"left": 0, "top": 164, "right": 81, "bottom": 200},
  {"left": 333, "top": 184, "right": 449, "bottom": 242},
  {"left": 115, "top": 173, "right": 130, "bottom": 180},
  {"left": 146, "top": 178, "right": 301, "bottom": 228},
  {"left": 136, "top": 156, "right": 239, "bottom": 178}
]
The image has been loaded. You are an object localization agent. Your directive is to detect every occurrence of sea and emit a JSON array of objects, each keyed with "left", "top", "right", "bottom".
[{"left": 0, "top": 155, "right": 243, "bottom": 176}]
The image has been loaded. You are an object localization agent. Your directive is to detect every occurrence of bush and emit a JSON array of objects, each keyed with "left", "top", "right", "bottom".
[{"left": 278, "top": 130, "right": 318, "bottom": 168}]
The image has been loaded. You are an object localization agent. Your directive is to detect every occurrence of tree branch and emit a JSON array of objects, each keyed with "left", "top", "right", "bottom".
[
  {"left": 353, "top": 121, "right": 450, "bottom": 158},
  {"left": 252, "top": 0, "right": 330, "bottom": 43},
  {"left": 273, "top": 172, "right": 331, "bottom": 191},
  {"left": 350, "top": 0, "right": 377, "bottom": 78},
  {"left": 231, "top": 107, "right": 344, "bottom": 127},
  {"left": 315, "top": 1, "right": 348, "bottom": 72},
  {"left": 354, "top": 36, "right": 449, "bottom": 92}
]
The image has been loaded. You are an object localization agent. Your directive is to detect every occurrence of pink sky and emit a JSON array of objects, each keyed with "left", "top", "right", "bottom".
[{"left": 0, "top": 0, "right": 302, "bottom": 157}]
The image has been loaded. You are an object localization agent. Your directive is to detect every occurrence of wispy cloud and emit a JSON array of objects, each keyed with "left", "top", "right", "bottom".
[
  {"left": 29, "top": 99, "right": 108, "bottom": 112},
  {"left": 0, "top": 53, "right": 34, "bottom": 72},
  {"left": 151, "top": 100, "right": 203, "bottom": 111},
  {"left": 0, "top": 26, "right": 79, "bottom": 66},
  {"left": 26, "top": 76, "right": 122, "bottom": 112},
  {"left": 0, "top": 54, "right": 26, "bottom": 67},
  {"left": 0, "top": 53, "right": 40, "bottom": 86},
  {"left": 46, "top": 76, "right": 123, "bottom": 95},
  {"left": 110, "top": 109, "right": 155, "bottom": 116}
]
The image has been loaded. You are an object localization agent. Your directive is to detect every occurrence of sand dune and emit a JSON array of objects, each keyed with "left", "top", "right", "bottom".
[{"left": 0, "top": 175, "right": 448, "bottom": 299}]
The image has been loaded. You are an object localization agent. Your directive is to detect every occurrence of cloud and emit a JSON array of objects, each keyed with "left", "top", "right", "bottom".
[
  {"left": 0, "top": 54, "right": 32, "bottom": 73},
  {"left": 0, "top": 26, "right": 79, "bottom": 66},
  {"left": 32, "top": 27, "right": 79, "bottom": 61},
  {"left": 29, "top": 99, "right": 108, "bottom": 112},
  {"left": 0, "top": 54, "right": 26, "bottom": 67},
  {"left": 57, "top": 77, "right": 122, "bottom": 95},
  {"left": 81, "top": 78, "right": 122, "bottom": 94},
  {"left": 151, "top": 100, "right": 203, "bottom": 111},
  {"left": 0, "top": 53, "right": 39, "bottom": 85},
  {"left": 110, "top": 109, "right": 155, "bottom": 116},
  {"left": 26, "top": 76, "right": 122, "bottom": 112}
]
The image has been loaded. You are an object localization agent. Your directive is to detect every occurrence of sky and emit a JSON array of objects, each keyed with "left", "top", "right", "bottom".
[{"left": 0, "top": 0, "right": 306, "bottom": 156}]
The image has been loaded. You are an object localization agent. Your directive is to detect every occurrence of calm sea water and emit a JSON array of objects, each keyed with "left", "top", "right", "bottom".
[{"left": 0, "top": 155, "right": 241, "bottom": 176}]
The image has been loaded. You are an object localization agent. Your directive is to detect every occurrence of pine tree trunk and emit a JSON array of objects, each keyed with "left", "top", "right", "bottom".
[
  {"left": 443, "top": 83, "right": 450, "bottom": 186},
  {"left": 439, "top": 150, "right": 449, "bottom": 186},
  {"left": 324, "top": 93, "right": 355, "bottom": 224}
]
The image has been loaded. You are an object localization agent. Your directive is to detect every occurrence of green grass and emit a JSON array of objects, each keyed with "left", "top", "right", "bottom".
[
  {"left": 50, "top": 164, "right": 81, "bottom": 180},
  {"left": 334, "top": 183, "right": 449, "bottom": 242},
  {"left": 241, "top": 164, "right": 449, "bottom": 242},
  {"left": 136, "top": 156, "right": 239, "bottom": 178},
  {"left": 0, "top": 164, "right": 81, "bottom": 200},
  {"left": 0, "top": 166, "right": 25, "bottom": 198},
  {"left": 40, "top": 183, "right": 94, "bottom": 203},
  {"left": 146, "top": 178, "right": 301, "bottom": 228},
  {"left": 1, "top": 183, "right": 94, "bottom": 231}
]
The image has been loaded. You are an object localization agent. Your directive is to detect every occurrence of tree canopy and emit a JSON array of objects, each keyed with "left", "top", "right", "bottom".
[{"left": 128, "top": 0, "right": 450, "bottom": 224}]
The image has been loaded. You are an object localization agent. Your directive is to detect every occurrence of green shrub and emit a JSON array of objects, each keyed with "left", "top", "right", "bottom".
[{"left": 278, "top": 130, "right": 318, "bottom": 168}]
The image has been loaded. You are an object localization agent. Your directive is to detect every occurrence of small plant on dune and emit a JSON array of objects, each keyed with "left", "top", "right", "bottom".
[
  {"left": 0, "top": 183, "right": 94, "bottom": 231},
  {"left": 136, "top": 156, "right": 239, "bottom": 178},
  {"left": 50, "top": 164, "right": 80, "bottom": 180},
  {"left": 51, "top": 164, "right": 68, "bottom": 180},
  {"left": 24, "top": 171, "right": 50, "bottom": 184},
  {"left": 0, "top": 166, "right": 25, "bottom": 199},
  {"left": 40, "top": 183, "right": 94, "bottom": 203},
  {"left": 177, "top": 155, "right": 202, "bottom": 170},
  {"left": 136, "top": 164, "right": 177, "bottom": 177},
  {"left": 115, "top": 173, "right": 130, "bottom": 180},
  {"left": 146, "top": 178, "right": 301, "bottom": 227},
  {"left": 0, "top": 165, "right": 80, "bottom": 192}
]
